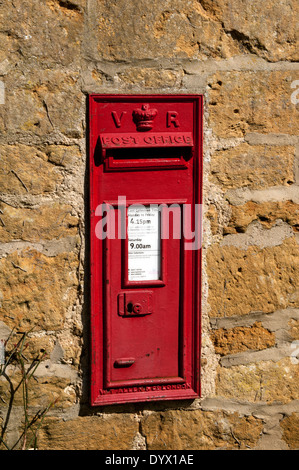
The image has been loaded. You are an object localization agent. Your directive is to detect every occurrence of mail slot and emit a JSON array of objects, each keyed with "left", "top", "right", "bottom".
[{"left": 89, "top": 94, "right": 203, "bottom": 405}]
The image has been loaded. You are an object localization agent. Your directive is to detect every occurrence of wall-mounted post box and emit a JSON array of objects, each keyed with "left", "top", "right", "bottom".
[{"left": 89, "top": 95, "right": 203, "bottom": 405}]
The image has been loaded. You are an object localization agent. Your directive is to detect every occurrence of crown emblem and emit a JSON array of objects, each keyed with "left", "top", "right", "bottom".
[{"left": 132, "top": 103, "right": 158, "bottom": 131}]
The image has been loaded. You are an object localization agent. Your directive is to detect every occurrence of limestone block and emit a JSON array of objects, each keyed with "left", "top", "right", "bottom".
[
  {"left": 94, "top": 0, "right": 298, "bottom": 62},
  {"left": 38, "top": 415, "right": 138, "bottom": 450},
  {"left": 210, "top": 322, "right": 275, "bottom": 356},
  {"left": 3, "top": 70, "right": 84, "bottom": 138},
  {"left": 216, "top": 358, "right": 299, "bottom": 404},
  {"left": 0, "top": 249, "right": 79, "bottom": 331},
  {"left": 207, "top": 237, "right": 299, "bottom": 317},
  {"left": 0, "top": 202, "right": 79, "bottom": 243},
  {"left": 208, "top": 72, "right": 299, "bottom": 138},
  {"left": 224, "top": 201, "right": 299, "bottom": 234},
  {"left": 0, "top": 371, "right": 77, "bottom": 409},
  {"left": 200, "top": 0, "right": 298, "bottom": 62},
  {"left": 45, "top": 145, "right": 81, "bottom": 169},
  {"left": 117, "top": 68, "right": 184, "bottom": 89},
  {"left": 0, "top": 0, "right": 84, "bottom": 68},
  {"left": 51, "top": 333, "right": 82, "bottom": 367},
  {"left": 280, "top": 413, "right": 299, "bottom": 449},
  {"left": 95, "top": 0, "right": 240, "bottom": 61},
  {"left": 210, "top": 144, "right": 295, "bottom": 190},
  {"left": 0, "top": 201, "right": 78, "bottom": 243},
  {"left": 0, "top": 144, "right": 63, "bottom": 195},
  {"left": 289, "top": 319, "right": 299, "bottom": 340},
  {"left": 141, "top": 409, "right": 263, "bottom": 450}
]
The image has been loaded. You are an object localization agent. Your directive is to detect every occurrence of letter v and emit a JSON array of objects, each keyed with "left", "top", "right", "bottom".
[{"left": 112, "top": 111, "right": 127, "bottom": 128}]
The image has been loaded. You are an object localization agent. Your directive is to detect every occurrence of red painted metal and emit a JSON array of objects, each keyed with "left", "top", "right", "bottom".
[{"left": 89, "top": 95, "right": 203, "bottom": 406}]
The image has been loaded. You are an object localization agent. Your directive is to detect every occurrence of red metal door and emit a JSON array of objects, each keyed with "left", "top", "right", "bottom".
[{"left": 89, "top": 95, "right": 203, "bottom": 405}]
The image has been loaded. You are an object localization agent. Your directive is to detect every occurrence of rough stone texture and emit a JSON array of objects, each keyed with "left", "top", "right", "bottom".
[
  {"left": 117, "top": 68, "right": 184, "bottom": 89},
  {"left": 38, "top": 415, "right": 139, "bottom": 450},
  {"left": 207, "top": 200, "right": 299, "bottom": 237},
  {"left": 210, "top": 322, "right": 275, "bottom": 356},
  {"left": 0, "top": 144, "right": 63, "bottom": 195},
  {"left": 0, "top": 0, "right": 85, "bottom": 68},
  {"left": 208, "top": 71, "right": 299, "bottom": 138},
  {"left": 0, "top": 0, "right": 298, "bottom": 452},
  {"left": 289, "top": 319, "right": 299, "bottom": 340},
  {"left": 216, "top": 358, "right": 299, "bottom": 404},
  {"left": 45, "top": 145, "right": 82, "bottom": 169},
  {"left": 210, "top": 144, "right": 295, "bottom": 190},
  {"left": 0, "top": 249, "right": 79, "bottom": 331},
  {"left": 224, "top": 201, "right": 299, "bottom": 234},
  {"left": 2, "top": 70, "right": 84, "bottom": 139},
  {"left": 280, "top": 413, "right": 299, "bottom": 450},
  {"left": 0, "top": 202, "right": 79, "bottom": 243},
  {"left": 94, "top": 0, "right": 298, "bottom": 62},
  {"left": 200, "top": 0, "right": 298, "bottom": 62},
  {"left": 141, "top": 409, "right": 263, "bottom": 450},
  {"left": 95, "top": 0, "right": 240, "bottom": 61},
  {"left": 207, "top": 237, "right": 299, "bottom": 318},
  {"left": 0, "top": 369, "right": 77, "bottom": 410}
]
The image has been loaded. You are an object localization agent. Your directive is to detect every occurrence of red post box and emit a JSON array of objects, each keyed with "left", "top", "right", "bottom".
[{"left": 89, "top": 95, "right": 203, "bottom": 405}]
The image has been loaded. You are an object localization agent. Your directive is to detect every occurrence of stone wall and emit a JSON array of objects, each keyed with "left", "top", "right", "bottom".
[{"left": 0, "top": 0, "right": 298, "bottom": 450}]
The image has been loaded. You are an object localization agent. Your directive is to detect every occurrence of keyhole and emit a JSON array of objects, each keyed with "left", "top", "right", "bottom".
[{"left": 126, "top": 302, "right": 133, "bottom": 313}]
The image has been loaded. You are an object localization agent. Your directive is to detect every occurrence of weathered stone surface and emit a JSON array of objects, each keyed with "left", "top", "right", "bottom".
[
  {"left": 95, "top": 0, "right": 298, "bottom": 62},
  {"left": 0, "top": 329, "right": 79, "bottom": 413},
  {"left": 38, "top": 415, "right": 139, "bottom": 450},
  {"left": 199, "top": 0, "right": 298, "bottom": 62},
  {"left": 117, "top": 68, "right": 184, "bottom": 89},
  {"left": 0, "top": 249, "right": 79, "bottom": 331},
  {"left": 141, "top": 409, "right": 263, "bottom": 450},
  {"left": 206, "top": 204, "right": 221, "bottom": 235},
  {"left": 0, "top": 0, "right": 85, "bottom": 68},
  {"left": 95, "top": 0, "right": 241, "bottom": 61},
  {"left": 207, "top": 237, "right": 299, "bottom": 318},
  {"left": 210, "top": 144, "right": 295, "bottom": 190},
  {"left": 224, "top": 201, "right": 299, "bottom": 234},
  {"left": 52, "top": 334, "right": 82, "bottom": 367},
  {"left": 0, "top": 145, "right": 63, "bottom": 195},
  {"left": 280, "top": 413, "right": 299, "bottom": 449},
  {"left": 2, "top": 328, "right": 82, "bottom": 366},
  {"left": 210, "top": 322, "right": 275, "bottom": 356},
  {"left": 289, "top": 319, "right": 299, "bottom": 340},
  {"left": 3, "top": 70, "right": 84, "bottom": 138},
  {"left": 208, "top": 72, "right": 299, "bottom": 138},
  {"left": 0, "top": 370, "right": 77, "bottom": 409},
  {"left": 45, "top": 145, "right": 82, "bottom": 169},
  {"left": 216, "top": 358, "right": 299, "bottom": 404},
  {"left": 0, "top": 202, "right": 79, "bottom": 243}
]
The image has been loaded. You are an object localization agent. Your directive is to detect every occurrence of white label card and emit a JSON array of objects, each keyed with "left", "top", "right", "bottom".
[{"left": 128, "top": 205, "right": 161, "bottom": 281}]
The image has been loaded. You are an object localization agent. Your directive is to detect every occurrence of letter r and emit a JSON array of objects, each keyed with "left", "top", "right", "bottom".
[{"left": 167, "top": 111, "right": 180, "bottom": 128}]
